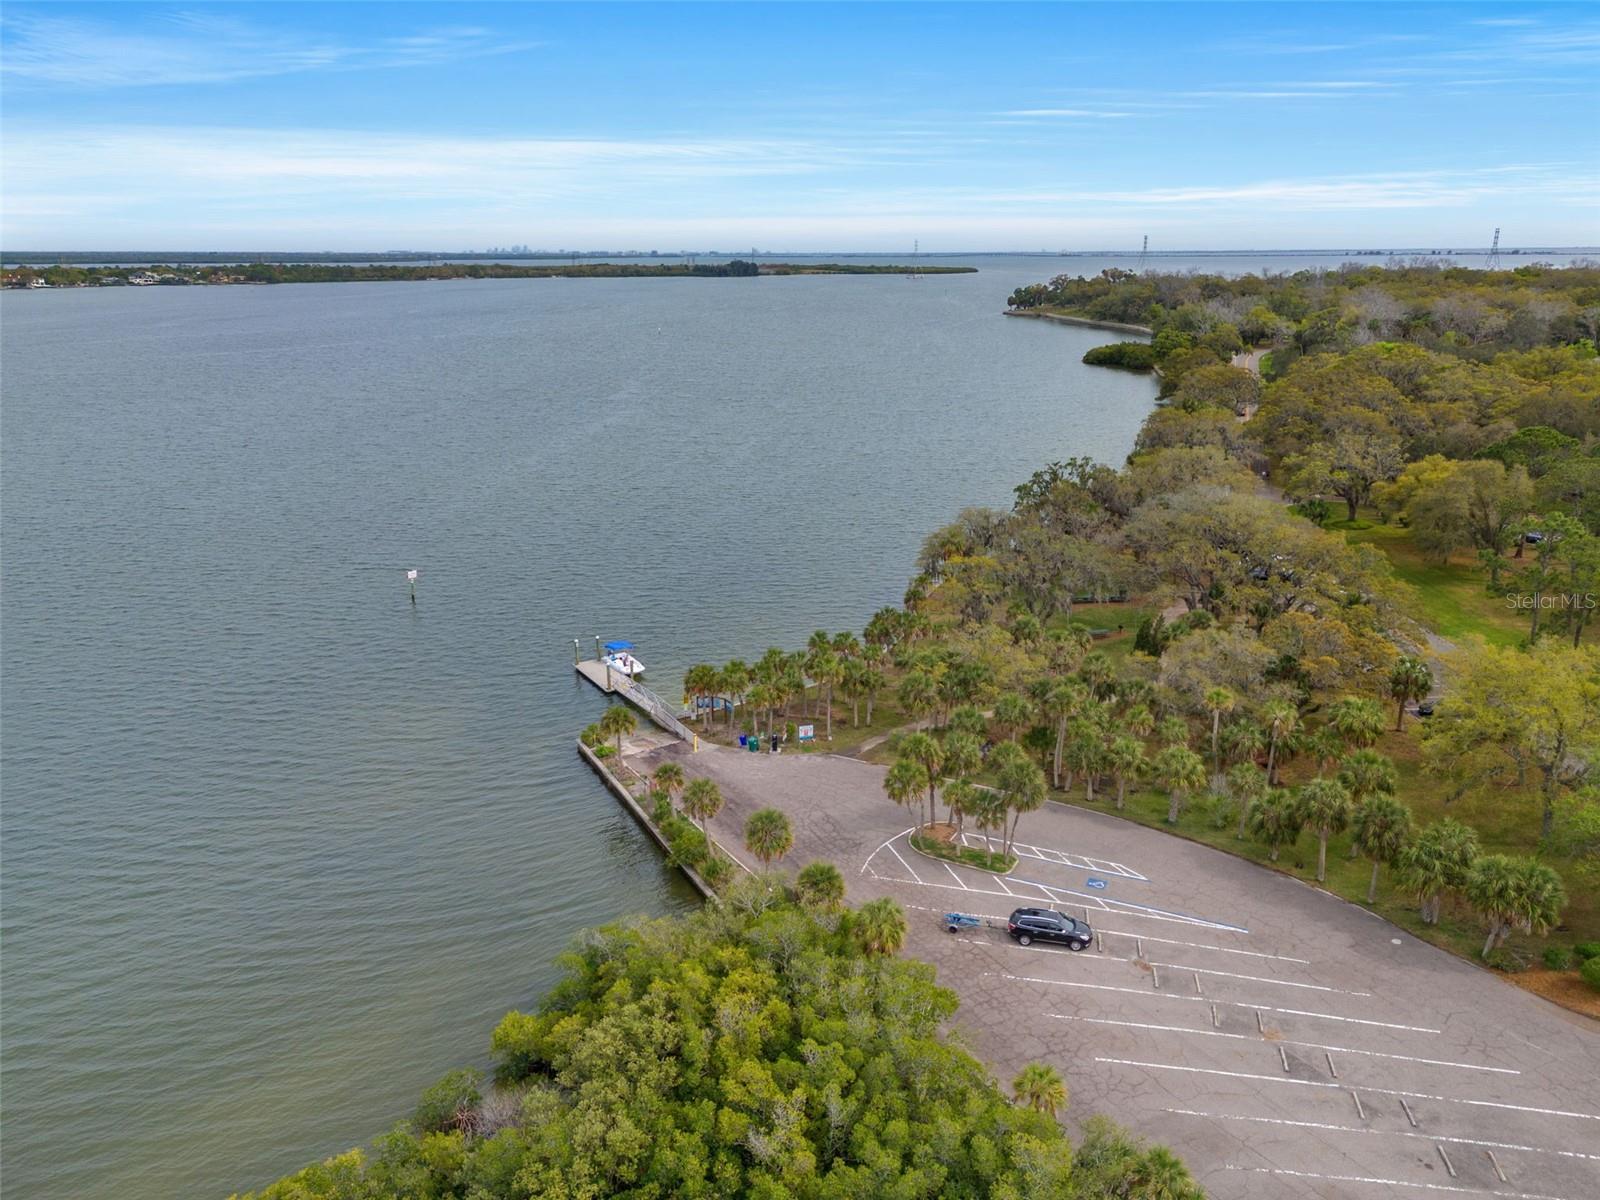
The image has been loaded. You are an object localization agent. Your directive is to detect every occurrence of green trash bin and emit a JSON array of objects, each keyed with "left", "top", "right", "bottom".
[{"left": 747, "top": 735, "right": 759, "bottom": 753}]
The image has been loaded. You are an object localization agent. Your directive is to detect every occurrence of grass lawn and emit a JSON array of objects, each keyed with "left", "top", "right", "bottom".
[
  {"left": 692, "top": 690, "right": 913, "bottom": 760},
  {"left": 1338, "top": 522, "right": 1527, "bottom": 647}
]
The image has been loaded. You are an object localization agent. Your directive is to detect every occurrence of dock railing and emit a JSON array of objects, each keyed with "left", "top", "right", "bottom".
[{"left": 616, "top": 675, "right": 696, "bottom": 742}]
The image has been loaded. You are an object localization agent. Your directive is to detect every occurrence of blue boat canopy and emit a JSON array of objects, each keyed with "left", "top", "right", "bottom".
[{"left": 603, "top": 640, "right": 636, "bottom": 652}]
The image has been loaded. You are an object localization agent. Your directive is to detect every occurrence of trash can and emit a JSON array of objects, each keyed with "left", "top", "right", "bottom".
[
  {"left": 737, "top": 733, "right": 748, "bottom": 747},
  {"left": 747, "top": 736, "right": 760, "bottom": 753}
]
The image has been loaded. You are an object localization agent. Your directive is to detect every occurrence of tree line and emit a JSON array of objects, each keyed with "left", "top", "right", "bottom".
[{"left": 236, "top": 878, "right": 1199, "bottom": 1199}]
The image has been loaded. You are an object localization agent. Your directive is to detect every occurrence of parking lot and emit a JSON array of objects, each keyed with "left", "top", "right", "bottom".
[{"left": 631, "top": 741, "right": 1600, "bottom": 1199}]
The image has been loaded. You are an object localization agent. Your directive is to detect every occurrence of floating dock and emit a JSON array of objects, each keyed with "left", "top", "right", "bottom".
[{"left": 574, "top": 656, "right": 696, "bottom": 742}]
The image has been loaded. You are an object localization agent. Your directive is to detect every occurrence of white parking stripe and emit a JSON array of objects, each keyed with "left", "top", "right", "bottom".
[
  {"left": 888, "top": 867, "right": 1245, "bottom": 931},
  {"left": 902, "top": 902, "right": 1307, "bottom": 962},
  {"left": 885, "top": 841, "right": 922, "bottom": 884},
  {"left": 965, "top": 935, "right": 1365, "bottom": 995},
  {"left": 1053, "top": 1015, "right": 1517, "bottom": 1075},
  {"left": 1165, "top": 1109, "right": 1597, "bottom": 1162},
  {"left": 1224, "top": 1165, "right": 1569, "bottom": 1200},
  {"left": 944, "top": 862, "right": 968, "bottom": 889},
  {"left": 1098, "top": 1057, "right": 1600, "bottom": 1122},
  {"left": 1145, "top": 957, "right": 1372, "bottom": 997},
  {"left": 988, "top": 973, "right": 1442, "bottom": 1032}
]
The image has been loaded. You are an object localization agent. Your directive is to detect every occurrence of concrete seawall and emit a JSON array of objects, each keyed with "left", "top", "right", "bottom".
[{"left": 575, "top": 740, "right": 715, "bottom": 900}]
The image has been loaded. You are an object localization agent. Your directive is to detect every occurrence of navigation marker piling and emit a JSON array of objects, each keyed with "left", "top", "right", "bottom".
[{"left": 406, "top": 568, "right": 418, "bottom": 605}]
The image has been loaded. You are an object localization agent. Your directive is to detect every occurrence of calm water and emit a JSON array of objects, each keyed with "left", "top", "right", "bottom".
[{"left": 0, "top": 257, "right": 1166, "bottom": 1198}]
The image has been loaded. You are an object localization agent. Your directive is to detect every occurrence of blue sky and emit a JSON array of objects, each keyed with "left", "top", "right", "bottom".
[{"left": 2, "top": 2, "right": 1596, "bottom": 250}]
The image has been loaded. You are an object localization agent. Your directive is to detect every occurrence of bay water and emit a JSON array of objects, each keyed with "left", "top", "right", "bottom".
[{"left": 0, "top": 256, "right": 1169, "bottom": 1197}]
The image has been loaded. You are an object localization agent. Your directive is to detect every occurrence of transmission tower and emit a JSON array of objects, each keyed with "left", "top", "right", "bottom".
[
  {"left": 1135, "top": 235, "right": 1149, "bottom": 273},
  {"left": 1486, "top": 227, "right": 1502, "bottom": 270}
]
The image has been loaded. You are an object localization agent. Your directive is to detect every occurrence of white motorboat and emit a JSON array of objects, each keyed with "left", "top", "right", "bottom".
[{"left": 603, "top": 640, "right": 645, "bottom": 678}]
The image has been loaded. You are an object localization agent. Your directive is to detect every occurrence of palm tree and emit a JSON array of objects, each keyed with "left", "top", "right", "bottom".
[
  {"left": 1303, "top": 727, "right": 1343, "bottom": 777},
  {"left": 1078, "top": 652, "right": 1117, "bottom": 701},
  {"left": 1337, "top": 749, "right": 1398, "bottom": 857},
  {"left": 1125, "top": 1147, "right": 1201, "bottom": 1200},
  {"left": 794, "top": 861, "right": 845, "bottom": 911},
  {"left": 948, "top": 704, "right": 987, "bottom": 739},
  {"left": 1155, "top": 715, "right": 1189, "bottom": 749},
  {"left": 831, "top": 630, "right": 861, "bottom": 660},
  {"left": 1246, "top": 789, "right": 1304, "bottom": 862},
  {"left": 900, "top": 731, "right": 945, "bottom": 828},
  {"left": 860, "top": 663, "right": 886, "bottom": 724},
  {"left": 1105, "top": 735, "right": 1146, "bottom": 811},
  {"left": 840, "top": 659, "right": 867, "bottom": 727},
  {"left": 1351, "top": 794, "right": 1412, "bottom": 903},
  {"left": 1227, "top": 761, "right": 1269, "bottom": 838},
  {"left": 993, "top": 692, "right": 1034, "bottom": 742},
  {"left": 1396, "top": 818, "right": 1480, "bottom": 924},
  {"left": 743, "top": 808, "right": 793, "bottom": 866},
  {"left": 681, "top": 777, "right": 724, "bottom": 833},
  {"left": 1387, "top": 656, "right": 1432, "bottom": 731},
  {"left": 652, "top": 762, "right": 686, "bottom": 808},
  {"left": 1047, "top": 622, "right": 1092, "bottom": 672},
  {"left": 941, "top": 777, "right": 979, "bottom": 833},
  {"left": 942, "top": 731, "right": 983, "bottom": 783},
  {"left": 1220, "top": 718, "right": 1266, "bottom": 770},
  {"left": 997, "top": 754, "right": 1047, "bottom": 855},
  {"left": 598, "top": 704, "right": 636, "bottom": 754},
  {"left": 1065, "top": 724, "right": 1107, "bottom": 802},
  {"left": 1262, "top": 699, "right": 1299, "bottom": 786},
  {"left": 853, "top": 897, "right": 907, "bottom": 957},
  {"left": 805, "top": 630, "right": 833, "bottom": 716},
  {"left": 1151, "top": 745, "right": 1206, "bottom": 824},
  {"left": 1466, "top": 855, "right": 1567, "bottom": 959},
  {"left": 884, "top": 755, "right": 929, "bottom": 829},
  {"left": 720, "top": 659, "right": 750, "bottom": 731},
  {"left": 1042, "top": 678, "right": 1088, "bottom": 789},
  {"left": 1298, "top": 778, "right": 1353, "bottom": 882},
  {"left": 897, "top": 669, "right": 939, "bottom": 727},
  {"left": 967, "top": 785, "right": 1009, "bottom": 856},
  {"left": 1327, "top": 696, "right": 1386, "bottom": 749},
  {"left": 1123, "top": 703, "right": 1155, "bottom": 741},
  {"left": 1202, "top": 687, "right": 1235, "bottom": 782},
  {"left": 683, "top": 663, "right": 719, "bottom": 724},
  {"left": 812, "top": 651, "right": 843, "bottom": 740},
  {"left": 1012, "top": 1063, "right": 1067, "bottom": 1118}
]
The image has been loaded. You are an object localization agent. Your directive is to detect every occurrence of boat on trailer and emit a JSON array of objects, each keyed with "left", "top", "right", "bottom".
[{"left": 603, "top": 640, "right": 645, "bottom": 678}]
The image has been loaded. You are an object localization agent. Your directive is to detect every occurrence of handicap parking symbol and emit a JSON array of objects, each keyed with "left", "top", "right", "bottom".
[{"left": 1085, "top": 877, "right": 1108, "bottom": 890}]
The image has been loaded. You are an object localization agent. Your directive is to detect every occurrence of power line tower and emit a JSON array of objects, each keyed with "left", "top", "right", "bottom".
[
  {"left": 1135, "top": 234, "right": 1149, "bottom": 273},
  {"left": 1486, "top": 227, "right": 1502, "bottom": 270}
]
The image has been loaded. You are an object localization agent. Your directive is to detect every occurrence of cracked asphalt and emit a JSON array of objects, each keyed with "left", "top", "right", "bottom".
[{"left": 627, "top": 740, "right": 1600, "bottom": 1200}]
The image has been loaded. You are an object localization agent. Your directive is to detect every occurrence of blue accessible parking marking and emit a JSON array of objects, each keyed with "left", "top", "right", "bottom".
[{"left": 1086, "top": 877, "right": 1109, "bottom": 890}]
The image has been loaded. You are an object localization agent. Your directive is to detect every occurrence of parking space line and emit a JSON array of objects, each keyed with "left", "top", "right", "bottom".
[
  {"left": 1098, "top": 1058, "right": 1600, "bottom": 1122},
  {"left": 1052, "top": 1015, "right": 1518, "bottom": 1075},
  {"left": 943, "top": 862, "right": 968, "bottom": 889},
  {"left": 1145, "top": 957, "right": 1372, "bottom": 997},
  {"left": 885, "top": 841, "right": 923, "bottom": 884},
  {"left": 1164, "top": 1109, "right": 1598, "bottom": 1163},
  {"left": 969, "top": 936, "right": 1363, "bottom": 995},
  {"left": 1223, "top": 1165, "right": 1568, "bottom": 1200},
  {"left": 988, "top": 973, "right": 1442, "bottom": 1032},
  {"left": 886, "top": 867, "right": 1248, "bottom": 932}
]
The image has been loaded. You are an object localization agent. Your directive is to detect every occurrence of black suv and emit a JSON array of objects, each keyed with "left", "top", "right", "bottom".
[{"left": 1007, "top": 907, "right": 1093, "bottom": 950}]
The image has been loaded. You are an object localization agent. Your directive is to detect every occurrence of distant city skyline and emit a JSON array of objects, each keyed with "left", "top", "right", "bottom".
[{"left": 2, "top": 2, "right": 1596, "bottom": 250}]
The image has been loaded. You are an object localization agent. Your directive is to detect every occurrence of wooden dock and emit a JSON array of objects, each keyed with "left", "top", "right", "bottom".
[{"left": 575, "top": 659, "right": 623, "bottom": 693}]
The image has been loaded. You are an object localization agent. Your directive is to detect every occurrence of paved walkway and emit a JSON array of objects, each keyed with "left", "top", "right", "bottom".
[{"left": 626, "top": 740, "right": 1600, "bottom": 1200}]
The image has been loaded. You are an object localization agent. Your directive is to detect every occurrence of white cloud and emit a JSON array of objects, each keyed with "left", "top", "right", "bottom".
[
  {"left": 0, "top": 12, "right": 538, "bottom": 87},
  {"left": 999, "top": 108, "right": 1137, "bottom": 119}
]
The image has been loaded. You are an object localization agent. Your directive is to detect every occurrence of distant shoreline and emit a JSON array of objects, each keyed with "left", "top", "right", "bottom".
[{"left": 1, "top": 261, "right": 976, "bottom": 290}]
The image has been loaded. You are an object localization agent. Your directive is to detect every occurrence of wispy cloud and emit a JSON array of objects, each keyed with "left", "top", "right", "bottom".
[
  {"left": 0, "top": 11, "right": 538, "bottom": 87},
  {"left": 999, "top": 108, "right": 1137, "bottom": 119}
]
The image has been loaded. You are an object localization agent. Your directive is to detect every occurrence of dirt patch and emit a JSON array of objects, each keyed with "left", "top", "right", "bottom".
[
  {"left": 1511, "top": 969, "right": 1600, "bottom": 1019},
  {"left": 923, "top": 822, "right": 958, "bottom": 845}
]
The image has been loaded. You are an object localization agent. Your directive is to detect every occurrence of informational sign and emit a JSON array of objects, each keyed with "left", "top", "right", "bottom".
[
  {"left": 797, "top": 724, "right": 815, "bottom": 742},
  {"left": 1085, "top": 877, "right": 1108, "bottom": 890}
]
